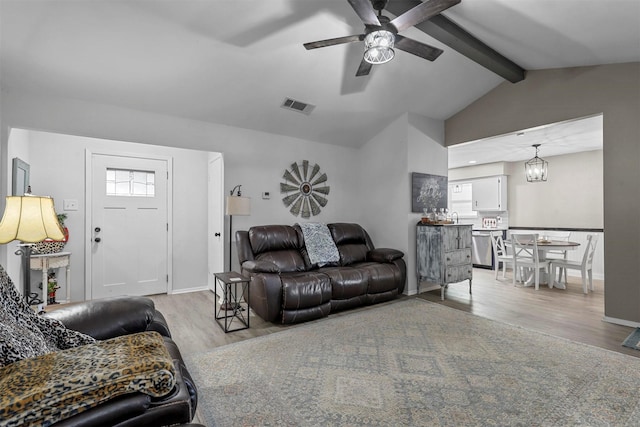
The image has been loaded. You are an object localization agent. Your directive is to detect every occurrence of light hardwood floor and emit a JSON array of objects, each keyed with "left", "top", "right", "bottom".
[
  {"left": 149, "top": 268, "right": 638, "bottom": 424},
  {"left": 150, "top": 267, "right": 639, "bottom": 358}
]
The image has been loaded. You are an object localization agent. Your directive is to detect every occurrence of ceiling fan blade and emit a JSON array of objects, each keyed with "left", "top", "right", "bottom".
[
  {"left": 390, "top": 0, "right": 460, "bottom": 33},
  {"left": 347, "top": 0, "right": 381, "bottom": 26},
  {"left": 395, "top": 35, "right": 443, "bottom": 61},
  {"left": 356, "top": 58, "right": 373, "bottom": 76},
  {"left": 304, "top": 34, "right": 364, "bottom": 50}
]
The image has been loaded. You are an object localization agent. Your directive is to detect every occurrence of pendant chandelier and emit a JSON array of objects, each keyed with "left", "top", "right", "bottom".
[{"left": 524, "top": 144, "right": 548, "bottom": 182}]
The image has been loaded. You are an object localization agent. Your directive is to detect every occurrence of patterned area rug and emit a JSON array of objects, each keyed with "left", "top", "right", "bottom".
[
  {"left": 187, "top": 299, "right": 640, "bottom": 426},
  {"left": 623, "top": 328, "right": 640, "bottom": 350}
]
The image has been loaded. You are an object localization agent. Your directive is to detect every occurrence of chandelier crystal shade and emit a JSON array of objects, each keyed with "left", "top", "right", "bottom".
[
  {"left": 363, "top": 30, "right": 395, "bottom": 64},
  {"left": 524, "top": 144, "right": 548, "bottom": 183}
]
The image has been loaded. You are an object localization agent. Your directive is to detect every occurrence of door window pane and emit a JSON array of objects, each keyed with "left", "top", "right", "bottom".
[{"left": 106, "top": 168, "right": 155, "bottom": 197}]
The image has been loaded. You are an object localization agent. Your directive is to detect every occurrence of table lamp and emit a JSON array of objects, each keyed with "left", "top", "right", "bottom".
[{"left": 0, "top": 196, "right": 65, "bottom": 305}]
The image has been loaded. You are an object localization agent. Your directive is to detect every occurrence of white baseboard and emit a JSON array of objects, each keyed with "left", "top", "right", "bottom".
[
  {"left": 170, "top": 285, "right": 209, "bottom": 295},
  {"left": 404, "top": 283, "right": 440, "bottom": 296},
  {"left": 603, "top": 316, "right": 640, "bottom": 328}
]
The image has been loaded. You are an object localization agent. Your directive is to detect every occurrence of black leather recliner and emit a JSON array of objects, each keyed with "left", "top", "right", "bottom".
[{"left": 43, "top": 296, "right": 199, "bottom": 427}]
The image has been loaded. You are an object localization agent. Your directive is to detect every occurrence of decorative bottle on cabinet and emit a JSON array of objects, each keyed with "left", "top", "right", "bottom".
[{"left": 416, "top": 223, "right": 473, "bottom": 300}]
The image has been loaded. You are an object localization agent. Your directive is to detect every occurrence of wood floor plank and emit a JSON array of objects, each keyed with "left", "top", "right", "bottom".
[
  {"left": 150, "top": 268, "right": 638, "bottom": 357},
  {"left": 148, "top": 267, "right": 638, "bottom": 424}
]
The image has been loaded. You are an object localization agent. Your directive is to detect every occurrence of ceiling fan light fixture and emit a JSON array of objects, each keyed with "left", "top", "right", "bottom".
[{"left": 363, "top": 30, "right": 395, "bottom": 64}]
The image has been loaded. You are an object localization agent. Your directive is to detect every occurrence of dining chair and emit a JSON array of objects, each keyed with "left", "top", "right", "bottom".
[
  {"left": 543, "top": 231, "right": 572, "bottom": 285},
  {"left": 511, "top": 233, "right": 549, "bottom": 290},
  {"left": 490, "top": 231, "right": 513, "bottom": 280},
  {"left": 550, "top": 234, "right": 599, "bottom": 294}
]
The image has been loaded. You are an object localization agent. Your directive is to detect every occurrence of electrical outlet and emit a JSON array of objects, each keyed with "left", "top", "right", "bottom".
[{"left": 63, "top": 199, "right": 78, "bottom": 211}]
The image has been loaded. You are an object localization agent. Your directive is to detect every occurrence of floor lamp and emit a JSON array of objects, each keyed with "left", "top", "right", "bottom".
[
  {"left": 225, "top": 185, "right": 251, "bottom": 271},
  {"left": 223, "top": 185, "right": 250, "bottom": 310},
  {"left": 0, "top": 196, "right": 66, "bottom": 305}
]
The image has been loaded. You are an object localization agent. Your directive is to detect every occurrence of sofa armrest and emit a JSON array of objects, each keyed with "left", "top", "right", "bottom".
[
  {"left": 367, "top": 248, "right": 404, "bottom": 263},
  {"left": 242, "top": 260, "right": 281, "bottom": 274},
  {"left": 43, "top": 296, "right": 158, "bottom": 340}
]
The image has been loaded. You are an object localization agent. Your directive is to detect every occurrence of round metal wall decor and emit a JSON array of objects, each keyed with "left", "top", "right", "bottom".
[{"left": 280, "top": 160, "right": 330, "bottom": 218}]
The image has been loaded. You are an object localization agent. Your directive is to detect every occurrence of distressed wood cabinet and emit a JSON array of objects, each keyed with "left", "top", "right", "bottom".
[{"left": 417, "top": 223, "right": 473, "bottom": 300}]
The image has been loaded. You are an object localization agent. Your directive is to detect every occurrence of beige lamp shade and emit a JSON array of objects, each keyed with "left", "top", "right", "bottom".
[
  {"left": 0, "top": 196, "right": 65, "bottom": 244},
  {"left": 225, "top": 196, "right": 251, "bottom": 216}
]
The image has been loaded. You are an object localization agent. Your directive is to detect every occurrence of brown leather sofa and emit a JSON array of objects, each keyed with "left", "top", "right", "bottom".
[
  {"left": 236, "top": 223, "right": 406, "bottom": 324},
  {"left": 43, "top": 296, "right": 199, "bottom": 426}
]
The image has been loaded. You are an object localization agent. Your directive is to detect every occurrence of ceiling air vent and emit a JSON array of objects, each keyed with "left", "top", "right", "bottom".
[{"left": 281, "top": 97, "right": 315, "bottom": 115}]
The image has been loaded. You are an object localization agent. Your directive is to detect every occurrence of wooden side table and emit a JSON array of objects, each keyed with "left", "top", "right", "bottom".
[
  {"left": 30, "top": 251, "right": 71, "bottom": 308},
  {"left": 213, "top": 272, "right": 250, "bottom": 333}
]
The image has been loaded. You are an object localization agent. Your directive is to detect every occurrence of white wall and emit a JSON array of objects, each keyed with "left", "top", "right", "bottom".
[
  {"left": 448, "top": 150, "right": 603, "bottom": 229},
  {"left": 8, "top": 129, "right": 211, "bottom": 300},
  {"left": 506, "top": 150, "right": 603, "bottom": 228},
  {"left": 357, "top": 113, "right": 447, "bottom": 296},
  {"left": 0, "top": 90, "right": 366, "bottom": 301},
  {"left": 4, "top": 128, "right": 30, "bottom": 285},
  {"left": 358, "top": 115, "right": 409, "bottom": 248},
  {"left": 449, "top": 162, "right": 508, "bottom": 181},
  {"left": 407, "top": 114, "right": 448, "bottom": 295}
]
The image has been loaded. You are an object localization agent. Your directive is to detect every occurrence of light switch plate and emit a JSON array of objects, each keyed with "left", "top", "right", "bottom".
[
  {"left": 262, "top": 192, "right": 270, "bottom": 199},
  {"left": 63, "top": 199, "right": 78, "bottom": 211}
]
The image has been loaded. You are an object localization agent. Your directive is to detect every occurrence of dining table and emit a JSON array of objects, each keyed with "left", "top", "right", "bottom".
[{"left": 505, "top": 238, "right": 581, "bottom": 289}]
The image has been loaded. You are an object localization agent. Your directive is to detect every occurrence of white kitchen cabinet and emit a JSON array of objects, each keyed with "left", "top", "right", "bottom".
[{"left": 472, "top": 175, "right": 507, "bottom": 211}]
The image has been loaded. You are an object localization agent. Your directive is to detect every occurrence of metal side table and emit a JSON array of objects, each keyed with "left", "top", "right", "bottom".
[{"left": 214, "top": 271, "right": 250, "bottom": 333}]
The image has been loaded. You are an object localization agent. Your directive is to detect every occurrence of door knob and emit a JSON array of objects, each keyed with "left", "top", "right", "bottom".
[
  {"left": 94, "top": 237, "right": 101, "bottom": 242},
  {"left": 95, "top": 227, "right": 101, "bottom": 232},
  {"left": 214, "top": 232, "right": 221, "bottom": 237}
]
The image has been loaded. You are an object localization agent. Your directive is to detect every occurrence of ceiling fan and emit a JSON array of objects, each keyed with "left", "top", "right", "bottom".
[{"left": 304, "top": 0, "right": 461, "bottom": 76}]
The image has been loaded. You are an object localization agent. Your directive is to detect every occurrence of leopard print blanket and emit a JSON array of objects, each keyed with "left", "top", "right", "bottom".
[{"left": 0, "top": 331, "right": 176, "bottom": 426}]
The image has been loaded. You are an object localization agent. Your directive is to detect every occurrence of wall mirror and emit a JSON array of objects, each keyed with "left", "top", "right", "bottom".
[{"left": 12, "top": 157, "right": 30, "bottom": 196}]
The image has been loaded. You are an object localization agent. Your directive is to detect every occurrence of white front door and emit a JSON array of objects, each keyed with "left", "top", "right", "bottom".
[{"left": 90, "top": 153, "right": 169, "bottom": 299}]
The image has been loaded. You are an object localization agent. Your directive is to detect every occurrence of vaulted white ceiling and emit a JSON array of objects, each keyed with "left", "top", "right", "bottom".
[{"left": 1, "top": 0, "right": 639, "bottom": 149}]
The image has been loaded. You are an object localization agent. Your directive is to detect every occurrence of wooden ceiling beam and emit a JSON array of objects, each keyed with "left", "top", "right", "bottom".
[{"left": 386, "top": 1, "right": 526, "bottom": 83}]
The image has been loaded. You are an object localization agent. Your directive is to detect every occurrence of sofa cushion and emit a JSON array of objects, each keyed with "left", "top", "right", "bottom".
[
  {"left": 249, "top": 225, "right": 302, "bottom": 253},
  {"left": 319, "top": 267, "right": 367, "bottom": 300},
  {"left": 281, "top": 272, "right": 331, "bottom": 310},
  {"left": 352, "top": 262, "right": 401, "bottom": 294},
  {"left": 250, "top": 225, "right": 307, "bottom": 272},
  {"left": 328, "top": 223, "right": 370, "bottom": 266},
  {"left": 0, "top": 265, "right": 96, "bottom": 367}
]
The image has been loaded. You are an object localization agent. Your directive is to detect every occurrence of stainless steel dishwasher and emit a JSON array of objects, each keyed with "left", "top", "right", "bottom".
[{"left": 472, "top": 231, "right": 493, "bottom": 268}]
